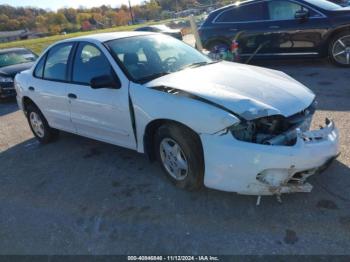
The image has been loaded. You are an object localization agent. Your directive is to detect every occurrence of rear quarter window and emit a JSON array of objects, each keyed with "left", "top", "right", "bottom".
[{"left": 33, "top": 54, "right": 46, "bottom": 78}]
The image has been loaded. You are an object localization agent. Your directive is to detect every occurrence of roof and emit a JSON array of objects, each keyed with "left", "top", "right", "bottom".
[{"left": 62, "top": 31, "right": 154, "bottom": 44}]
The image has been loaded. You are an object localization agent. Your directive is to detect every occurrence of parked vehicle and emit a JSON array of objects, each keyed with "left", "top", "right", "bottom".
[
  {"left": 198, "top": 0, "right": 350, "bottom": 66},
  {"left": 135, "top": 25, "right": 183, "bottom": 40},
  {"left": 0, "top": 48, "right": 37, "bottom": 98},
  {"left": 328, "top": 0, "right": 350, "bottom": 7},
  {"left": 15, "top": 32, "right": 339, "bottom": 196}
]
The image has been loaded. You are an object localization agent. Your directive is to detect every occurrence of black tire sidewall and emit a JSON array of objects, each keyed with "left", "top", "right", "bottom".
[
  {"left": 26, "top": 104, "right": 55, "bottom": 144},
  {"left": 155, "top": 124, "right": 204, "bottom": 190}
]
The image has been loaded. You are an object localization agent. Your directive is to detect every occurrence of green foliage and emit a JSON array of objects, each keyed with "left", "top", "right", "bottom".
[
  {"left": 0, "top": 21, "right": 171, "bottom": 54},
  {"left": 0, "top": 1, "right": 231, "bottom": 33}
]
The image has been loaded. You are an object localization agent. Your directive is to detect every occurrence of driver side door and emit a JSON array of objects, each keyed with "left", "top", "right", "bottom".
[{"left": 67, "top": 42, "right": 136, "bottom": 150}]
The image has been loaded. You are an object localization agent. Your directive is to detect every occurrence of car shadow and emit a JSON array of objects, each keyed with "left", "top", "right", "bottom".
[
  {"left": 0, "top": 132, "right": 350, "bottom": 254},
  {"left": 1, "top": 132, "right": 349, "bottom": 206},
  {"left": 0, "top": 98, "right": 19, "bottom": 117},
  {"left": 250, "top": 58, "right": 350, "bottom": 112}
]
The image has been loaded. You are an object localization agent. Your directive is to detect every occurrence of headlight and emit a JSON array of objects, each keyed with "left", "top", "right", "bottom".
[
  {"left": 230, "top": 114, "right": 304, "bottom": 146},
  {"left": 230, "top": 115, "right": 285, "bottom": 143},
  {"left": 0, "top": 76, "right": 14, "bottom": 83},
  {"left": 230, "top": 121, "right": 256, "bottom": 142}
]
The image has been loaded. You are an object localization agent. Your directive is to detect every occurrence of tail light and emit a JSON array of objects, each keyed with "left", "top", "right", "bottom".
[{"left": 231, "top": 40, "right": 239, "bottom": 52}]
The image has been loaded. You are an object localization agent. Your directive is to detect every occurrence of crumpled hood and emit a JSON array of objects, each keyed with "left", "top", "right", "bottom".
[
  {"left": 145, "top": 61, "right": 315, "bottom": 120},
  {"left": 0, "top": 62, "right": 34, "bottom": 78}
]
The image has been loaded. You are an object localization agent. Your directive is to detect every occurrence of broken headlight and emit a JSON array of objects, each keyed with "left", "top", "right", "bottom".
[
  {"left": 230, "top": 114, "right": 310, "bottom": 145},
  {"left": 230, "top": 101, "right": 316, "bottom": 145},
  {"left": 230, "top": 115, "right": 287, "bottom": 144}
]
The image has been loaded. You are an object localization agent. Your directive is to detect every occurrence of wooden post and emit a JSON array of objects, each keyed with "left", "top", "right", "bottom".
[{"left": 189, "top": 15, "right": 203, "bottom": 51}]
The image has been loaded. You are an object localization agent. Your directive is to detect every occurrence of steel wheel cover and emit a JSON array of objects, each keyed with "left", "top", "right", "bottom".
[
  {"left": 29, "top": 112, "right": 45, "bottom": 138},
  {"left": 160, "top": 138, "right": 189, "bottom": 181}
]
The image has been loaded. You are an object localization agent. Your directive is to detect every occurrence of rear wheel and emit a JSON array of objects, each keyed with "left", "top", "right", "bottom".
[
  {"left": 155, "top": 123, "right": 204, "bottom": 191},
  {"left": 329, "top": 31, "right": 350, "bottom": 67},
  {"left": 26, "top": 103, "right": 59, "bottom": 144}
]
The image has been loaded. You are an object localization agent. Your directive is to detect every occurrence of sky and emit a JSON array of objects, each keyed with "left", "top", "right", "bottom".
[{"left": 0, "top": 0, "right": 144, "bottom": 10}]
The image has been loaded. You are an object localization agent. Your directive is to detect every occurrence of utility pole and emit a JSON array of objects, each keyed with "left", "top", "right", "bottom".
[{"left": 128, "top": 0, "right": 135, "bottom": 25}]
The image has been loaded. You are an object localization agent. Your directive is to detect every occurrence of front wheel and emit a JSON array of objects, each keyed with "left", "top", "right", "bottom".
[
  {"left": 155, "top": 123, "right": 204, "bottom": 191},
  {"left": 26, "top": 103, "right": 59, "bottom": 144},
  {"left": 329, "top": 32, "right": 350, "bottom": 67}
]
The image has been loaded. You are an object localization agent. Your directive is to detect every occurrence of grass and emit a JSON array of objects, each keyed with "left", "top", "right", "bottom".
[{"left": 0, "top": 22, "right": 166, "bottom": 54}]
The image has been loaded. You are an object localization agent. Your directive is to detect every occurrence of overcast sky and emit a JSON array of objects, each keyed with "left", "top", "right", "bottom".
[{"left": 0, "top": 0, "right": 144, "bottom": 10}]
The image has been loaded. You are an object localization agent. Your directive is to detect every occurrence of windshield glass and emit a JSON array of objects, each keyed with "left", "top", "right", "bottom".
[
  {"left": 304, "top": 0, "right": 342, "bottom": 10},
  {"left": 0, "top": 50, "right": 37, "bottom": 68},
  {"left": 106, "top": 34, "right": 212, "bottom": 83}
]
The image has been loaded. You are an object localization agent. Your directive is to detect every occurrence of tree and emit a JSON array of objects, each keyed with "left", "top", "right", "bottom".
[
  {"left": 81, "top": 20, "right": 92, "bottom": 31},
  {"left": 0, "top": 14, "right": 9, "bottom": 30},
  {"left": 115, "top": 9, "right": 131, "bottom": 26},
  {"left": 6, "top": 19, "right": 20, "bottom": 30},
  {"left": 48, "top": 24, "right": 61, "bottom": 34},
  {"left": 76, "top": 13, "right": 91, "bottom": 25},
  {"left": 60, "top": 8, "right": 77, "bottom": 24},
  {"left": 144, "top": 0, "right": 161, "bottom": 20},
  {"left": 35, "top": 15, "right": 47, "bottom": 32}
]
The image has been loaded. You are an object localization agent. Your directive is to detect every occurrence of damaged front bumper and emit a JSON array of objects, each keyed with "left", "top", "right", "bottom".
[{"left": 200, "top": 119, "right": 340, "bottom": 195}]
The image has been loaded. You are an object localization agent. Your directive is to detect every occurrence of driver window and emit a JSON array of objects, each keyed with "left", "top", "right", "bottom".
[
  {"left": 268, "top": 1, "right": 304, "bottom": 20},
  {"left": 72, "top": 43, "right": 114, "bottom": 85}
]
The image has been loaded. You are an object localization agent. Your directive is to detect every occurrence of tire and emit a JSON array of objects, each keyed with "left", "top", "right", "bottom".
[
  {"left": 154, "top": 123, "right": 204, "bottom": 191},
  {"left": 26, "top": 103, "right": 59, "bottom": 144},
  {"left": 329, "top": 31, "right": 350, "bottom": 67}
]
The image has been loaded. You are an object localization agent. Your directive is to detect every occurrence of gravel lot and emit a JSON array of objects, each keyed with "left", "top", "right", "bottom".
[{"left": 0, "top": 49, "right": 350, "bottom": 254}]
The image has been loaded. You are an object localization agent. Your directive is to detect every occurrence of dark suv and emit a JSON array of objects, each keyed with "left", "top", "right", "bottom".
[{"left": 198, "top": 0, "right": 350, "bottom": 66}]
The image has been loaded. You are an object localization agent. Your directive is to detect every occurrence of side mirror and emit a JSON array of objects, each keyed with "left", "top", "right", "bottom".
[
  {"left": 90, "top": 75, "right": 121, "bottom": 89},
  {"left": 295, "top": 9, "right": 309, "bottom": 20}
]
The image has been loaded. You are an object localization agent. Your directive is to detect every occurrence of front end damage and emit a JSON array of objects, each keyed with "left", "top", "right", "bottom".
[{"left": 200, "top": 107, "right": 340, "bottom": 196}]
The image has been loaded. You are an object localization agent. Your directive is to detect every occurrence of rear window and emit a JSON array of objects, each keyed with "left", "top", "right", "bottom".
[{"left": 216, "top": 2, "right": 267, "bottom": 22}]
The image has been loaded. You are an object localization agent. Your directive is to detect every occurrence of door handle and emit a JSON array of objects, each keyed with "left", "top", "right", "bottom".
[
  {"left": 269, "top": 25, "right": 280, "bottom": 29},
  {"left": 28, "top": 86, "right": 35, "bottom": 91},
  {"left": 68, "top": 93, "right": 77, "bottom": 99},
  {"left": 230, "top": 28, "right": 238, "bottom": 31}
]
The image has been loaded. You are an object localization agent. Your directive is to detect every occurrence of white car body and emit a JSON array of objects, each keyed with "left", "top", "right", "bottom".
[{"left": 15, "top": 32, "right": 340, "bottom": 196}]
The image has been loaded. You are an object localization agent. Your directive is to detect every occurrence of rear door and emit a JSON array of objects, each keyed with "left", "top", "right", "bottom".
[
  {"left": 67, "top": 42, "right": 136, "bottom": 149},
  {"left": 264, "top": 0, "right": 330, "bottom": 55}
]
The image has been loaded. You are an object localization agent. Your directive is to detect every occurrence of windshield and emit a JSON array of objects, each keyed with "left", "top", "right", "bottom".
[
  {"left": 0, "top": 50, "right": 37, "bottom": 68},
  {"left": 106, "top": 34, "right": 212, "bottom": 83},
  {"left": 304, "top": 0, "right": 342, "bottom": 10}
]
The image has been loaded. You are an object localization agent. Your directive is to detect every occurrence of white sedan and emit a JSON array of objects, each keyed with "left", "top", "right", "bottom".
[{"left": 15, "top": 32, "right": 340, "bottom": 196}]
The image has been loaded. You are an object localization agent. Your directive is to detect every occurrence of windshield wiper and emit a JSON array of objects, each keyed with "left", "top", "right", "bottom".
[
  {"left": 138, "top": 72, "right": 171, "bottom": 84},
  {"left": 180, "top": 60, "right": 219, "bottom": 71}
]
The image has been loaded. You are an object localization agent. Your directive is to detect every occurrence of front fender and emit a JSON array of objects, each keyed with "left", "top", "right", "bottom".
[{"left": 130, "top": 84, "right": 239, "bottom": 153}]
